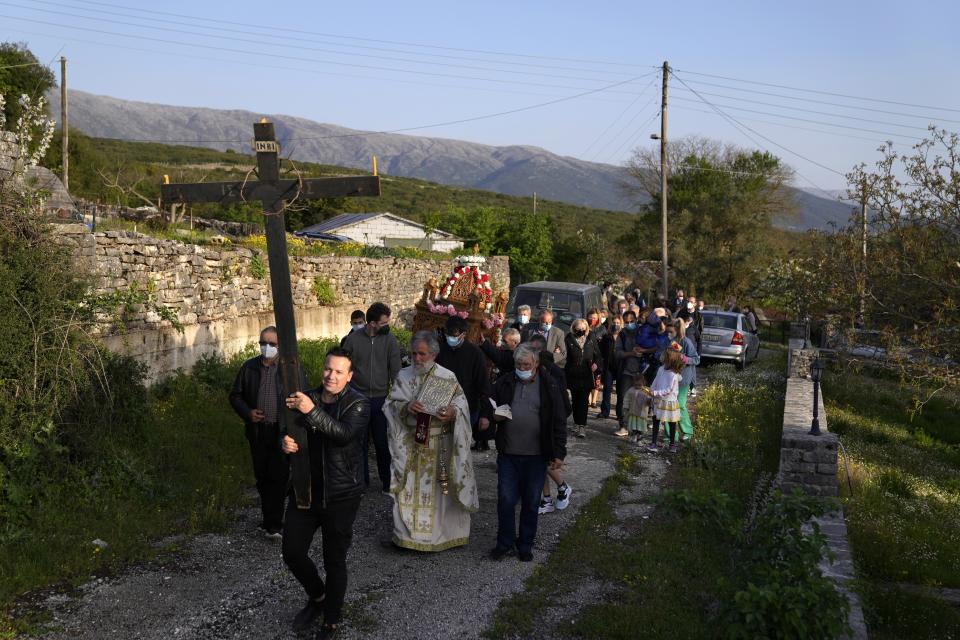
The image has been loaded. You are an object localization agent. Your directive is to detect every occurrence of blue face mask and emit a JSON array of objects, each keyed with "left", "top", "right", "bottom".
[
  {"left": 625, "top": 322, "right": 637, "bottom": 331},
  {"left": 515, "top": 369, "right": 534, "bottom": 381},
  {"left": 542, "top": 323, "right": 552, "bottom": 331},
  {"left": 518, "top": 315, "right": 529, "bottom": 324},
  {"left": 351, "top": 323, "right": 365, "bottom": 332},
  {"left": 446, "top": 335, "right": 463, "bottom": 348}
]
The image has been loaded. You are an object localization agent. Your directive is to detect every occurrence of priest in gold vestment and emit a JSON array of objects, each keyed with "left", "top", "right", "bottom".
[{"left": 385, "top": 330, "right": 479, "bottom": 551}]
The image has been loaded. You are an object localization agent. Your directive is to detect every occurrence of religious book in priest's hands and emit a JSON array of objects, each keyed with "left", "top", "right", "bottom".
[
  {"left": 415, "top": 373, "right": 460, "bottom": 418},
  {"left": 494, "top": 404, "right": 513, "bottom": 420}
]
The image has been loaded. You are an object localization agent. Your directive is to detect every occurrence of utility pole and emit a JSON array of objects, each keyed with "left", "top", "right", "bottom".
[
  {"left": 659, "top": 60, "right": 669, "bottom": 301},
  {"left": 858, "top": 178, "right": 868, "bottom": 327},
  {"left": 533, "top": 191, "right": 537, "bottom": 215},
  {"left": 60, "top": 56, "right": 68, "bottom": 191}
]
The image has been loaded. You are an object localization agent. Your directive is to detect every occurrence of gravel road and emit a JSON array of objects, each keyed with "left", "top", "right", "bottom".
[{"left": 35, "top": 415, "right": 624, "bottom": 640}]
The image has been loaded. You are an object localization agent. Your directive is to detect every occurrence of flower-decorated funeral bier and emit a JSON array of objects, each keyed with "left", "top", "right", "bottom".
[{"left": 412, "top": 251, "right": 509, "bottom": 344}]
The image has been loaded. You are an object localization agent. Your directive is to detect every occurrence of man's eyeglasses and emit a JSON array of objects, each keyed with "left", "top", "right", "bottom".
[{"left": 258, "top": 341, "right": 278, "bottom": 347}]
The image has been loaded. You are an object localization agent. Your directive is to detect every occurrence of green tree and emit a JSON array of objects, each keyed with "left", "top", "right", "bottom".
[
  {"left": 625, "top": 136, "right": 794, "bottom": 299},
  {"left": 505, "top": 210, "right": 553, "bottom": 283},
  {"left": 0, "top": 42, "right": 56, "bottom": 129},
  {"left": 835, "top": 128, "right": 960, "bottom": 391}
]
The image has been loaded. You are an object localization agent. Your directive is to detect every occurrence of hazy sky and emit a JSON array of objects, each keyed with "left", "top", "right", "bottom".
[{"left": 4, "top": 0, "right": 959, "bottom": 191}]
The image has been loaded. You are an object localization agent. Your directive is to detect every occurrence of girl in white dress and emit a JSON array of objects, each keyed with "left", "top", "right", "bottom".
[{"left": 646, "top": 348, "right": 686, "bottom": 453}]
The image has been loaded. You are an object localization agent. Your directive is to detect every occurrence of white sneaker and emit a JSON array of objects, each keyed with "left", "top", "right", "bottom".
[
  {"left": 538, "top": 496, "right": 556, "bottom": 514},
  {"left": 555, "top": 483, "right": 572, "bottom": 510}
]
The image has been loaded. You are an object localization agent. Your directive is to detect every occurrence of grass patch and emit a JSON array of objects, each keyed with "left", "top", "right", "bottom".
[
  {"left": 484, "top": 451, "right": 637, "bottom": 639},
  {"left": 0, "top": 337, "right": 346, "bottom": 635},
  {"left": 823, "top": 369, "right": 960, "bottom": 638},
  {"left": 486, "top": 352, "right": 849, "bottom": 640}
]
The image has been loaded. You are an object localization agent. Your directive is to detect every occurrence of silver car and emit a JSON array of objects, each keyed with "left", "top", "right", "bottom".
[{"left": 699, "top": 311, "right": 761, "bottom": 369}]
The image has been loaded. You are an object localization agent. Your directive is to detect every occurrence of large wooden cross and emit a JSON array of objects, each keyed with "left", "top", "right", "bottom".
[{"left": 161, "top": 120, "right": 380, "bottom": 509}]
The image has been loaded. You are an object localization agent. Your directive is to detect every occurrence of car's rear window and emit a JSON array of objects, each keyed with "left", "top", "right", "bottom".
[
  {"left": 514, "top": 290, "right": 582, "bottom": 315},
  {"left": 702, "top": 313, "right": 739, "bottom": 330}
]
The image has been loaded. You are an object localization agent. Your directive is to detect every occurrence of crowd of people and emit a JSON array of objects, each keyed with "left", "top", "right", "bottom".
[{"left": 227, "top": 289, "right": 707, "bottom": 636}]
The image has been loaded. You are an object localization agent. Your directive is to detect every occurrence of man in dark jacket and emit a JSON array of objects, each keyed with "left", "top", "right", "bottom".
[
  {"left": 614, "top": 312, "right": 645, "bottom": 429},
  {"left": 487, "top": 343, "right": 567, "bottom": 562},
  {"left": 479, "top": 327, "right": 521, "bottom": 375},
  {"left": 437, "top": 316, "right": 492, "bottom": 450},
  {"left": 341, "top": 301, "right": 402, "bottom": 493},
  {"left": 229, "top": 326, "right": 301, "bottom": 538},
  {"left": 282, "top": 347, "right": 370, "bottom": 636}
]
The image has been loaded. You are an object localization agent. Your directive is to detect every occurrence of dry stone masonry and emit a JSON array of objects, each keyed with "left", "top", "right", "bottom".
[
  {"left": 780, "top": 338, "right": 838, "bottom": 497},
  {"left": 51, "top": 225, "right": 509, "bottom": 379}
]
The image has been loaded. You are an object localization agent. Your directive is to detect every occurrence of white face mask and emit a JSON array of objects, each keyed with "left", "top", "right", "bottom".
[
  {"left": 687, "top": 302, "right": 694, "bottom": 311},
  {"left": 518, "top": 315, "right": 529, "bottom": 325},
  {"left": 351, "top": 323, "right": 366, "bottom": 332},
  {"left": 260, "top": 344, "right": 278, "bottom": 359}
]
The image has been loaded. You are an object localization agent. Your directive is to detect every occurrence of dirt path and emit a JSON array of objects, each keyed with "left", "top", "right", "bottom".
[{"left": 34, "top": 414, "right": 627, "bottom": 640}]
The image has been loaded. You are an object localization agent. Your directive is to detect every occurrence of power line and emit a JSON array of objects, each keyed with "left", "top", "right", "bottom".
[
  {"left": 669, "top": 69, "right": 846, "bottom": 211},
  {"left": 0, "top": 60, "right": 48, "bottom": 69},
  {"left": 581, "top": 76, "right": 658, "bottom": 158},
  {"left": 672, "top": 86, "right": 960, "bottom": 129},
  {"left": 676, "top": 77, "right": 960, "bottom": 125},
  {"left": 606, "top": 108, "right": 661, "bottom": 162},
  {"left": 5, "top": 25, "right": 640, "bottom": 105},
  {"left": 671, "top": 104, "right": 919, "bottom": 144},
  {"left": 20, "top": 0, "right": 640, "bottom": 78},
  {"left": 674, "top": 67, "right": 960, "bottom": 114},
  {"left": 65, "top": 71, "right": 656, "bottom": 145},
  {"left": 2, "top": 0, "right": 646, "bottom": 85},
  {"left": 671, "top": 94, "right": 925, "bottom": 140},
  {"left": 60, "top": 0, "right": 655, "bottom": 70},
  {"left": 0, "top": 12, "right": 660, "bottom": 94}
]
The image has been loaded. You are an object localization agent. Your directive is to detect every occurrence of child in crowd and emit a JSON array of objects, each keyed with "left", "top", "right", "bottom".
[
  {"left": 621, "top": 372, "right": 651, "bottom": 444},
  {"left": 646, "top": 348, "right": 686, "bottom": 454}
]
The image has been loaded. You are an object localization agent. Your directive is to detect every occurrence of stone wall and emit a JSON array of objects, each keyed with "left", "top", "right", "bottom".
[
  {"left": 779, "top": 338, "right": 838, "bottom": 497},
  {"left": 51, "top": 225, "right": 509, "bottom": 380}
]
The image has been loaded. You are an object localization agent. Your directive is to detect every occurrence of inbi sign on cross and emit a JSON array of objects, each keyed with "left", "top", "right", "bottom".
[{"left": 161, "top": 119, "right": 381, "bottom": 509}]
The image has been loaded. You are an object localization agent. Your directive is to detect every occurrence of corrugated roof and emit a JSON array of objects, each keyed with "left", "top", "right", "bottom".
[
  {"left": 299, "top": 213, "right": 383, "bottom": 234},
  {"left": 297, "top": 212, "right": 461, "bottom": 239}
]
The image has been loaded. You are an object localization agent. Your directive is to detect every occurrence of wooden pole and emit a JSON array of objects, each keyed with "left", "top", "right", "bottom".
[
  {"left": 60, "top": 56, "right": 68, "bottom": 192},
  {"left": 660, "top": 60, "right": 669, "bottom": 301},
  {"left": 859, "top": 179, "right": 868, "bottom": 327}
]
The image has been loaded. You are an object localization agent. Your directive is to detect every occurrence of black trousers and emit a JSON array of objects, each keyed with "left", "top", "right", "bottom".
[
  {"left": 616, "top": 373, "right": 635, "bottom": 426},
  {"left": 246, "top": 422, "right": 289, "bottom": 531},
  {"left": 570, "top": 387, "right": 591, "bottom": 425},
  {"left": 281, "top": 496, "right": 362, "bottom": 625}
]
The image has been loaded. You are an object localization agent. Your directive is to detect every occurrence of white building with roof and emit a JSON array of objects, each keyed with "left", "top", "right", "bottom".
[{"left": 295, "top": 212, "right": 463, "bottom": 252}]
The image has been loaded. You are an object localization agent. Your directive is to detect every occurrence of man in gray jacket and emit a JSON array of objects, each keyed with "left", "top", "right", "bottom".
[
  {"left": 341, "top": 302, "right": 402, "bottom": 493},
  {"left": 521, "top": 309, "right": 567, "bottom": 367}
]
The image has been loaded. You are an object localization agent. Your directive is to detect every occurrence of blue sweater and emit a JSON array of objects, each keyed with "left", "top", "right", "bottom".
[{"left": 680, "top": 336, "right": 700, "bottom": 387}]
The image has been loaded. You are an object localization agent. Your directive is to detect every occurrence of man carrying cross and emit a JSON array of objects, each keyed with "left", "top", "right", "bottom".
[{"left": 163, "top": 119, "right": 379, "bottom": 635}]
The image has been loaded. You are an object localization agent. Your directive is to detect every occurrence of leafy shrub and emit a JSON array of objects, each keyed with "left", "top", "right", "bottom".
[
  {"left": 312, "top": 277, "right": 338, "bottom": 306},
  {"left": 299, "top": 338, "right": 343, "bottom": 385},
  {"left": 662, "top": 478, "right": 849, "bottom": 640},
  {"left": 249, "top": 253, "right": 267, "bottom": 279}
]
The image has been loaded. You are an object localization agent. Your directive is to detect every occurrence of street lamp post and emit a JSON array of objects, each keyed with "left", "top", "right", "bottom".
[{"left": 809, "top": 358, "right": 824, "bottom": 436}]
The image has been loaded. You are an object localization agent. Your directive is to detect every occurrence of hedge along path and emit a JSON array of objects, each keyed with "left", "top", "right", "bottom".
[{"left": 33, "top": 401, "right": 631, "bottom": 639}]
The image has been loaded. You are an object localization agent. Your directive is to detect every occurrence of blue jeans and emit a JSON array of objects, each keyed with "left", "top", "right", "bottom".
[
  {"left": 600, "top": 369, "right": 614, "bottom": 417},
  {"left": 363, "top": 396, "right": 391, "bottom": 492},
  {"left": 496, "top": 453, "right": 548, "bottom": 554}
]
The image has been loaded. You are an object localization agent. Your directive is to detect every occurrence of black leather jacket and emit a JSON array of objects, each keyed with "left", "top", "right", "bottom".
[
  {"left": 490, "top": 367, "right": 567, "bottom": 462},
  {"left": 292, "top": 386, "right": 371, "bottom": 507},
  {"left": 228, "top": 356, "right": 308, "bottom": 428}
]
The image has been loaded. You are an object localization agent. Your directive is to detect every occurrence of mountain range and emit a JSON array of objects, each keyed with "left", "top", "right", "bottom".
[{"left": 49, "top": 89, "right": 855, "bottom": 230}]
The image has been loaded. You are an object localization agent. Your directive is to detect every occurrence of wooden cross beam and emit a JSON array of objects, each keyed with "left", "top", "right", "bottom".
[{"left": 161, "top": 120, "right": 381, "bottom": 509}]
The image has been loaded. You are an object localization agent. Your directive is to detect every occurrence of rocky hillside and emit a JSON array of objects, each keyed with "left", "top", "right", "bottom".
[{"left": 50, "top": 89, "right": 853, "bottom": 229}]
